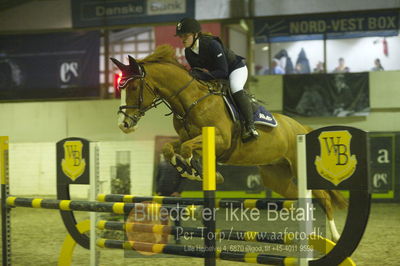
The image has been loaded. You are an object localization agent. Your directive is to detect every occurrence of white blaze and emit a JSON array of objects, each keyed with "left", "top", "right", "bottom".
[
  {"left": 118, "top": 89, "right": 127, "bottom": 127},
  {"left": 118, "top": 88, "right": 138, "bottom": 133}
]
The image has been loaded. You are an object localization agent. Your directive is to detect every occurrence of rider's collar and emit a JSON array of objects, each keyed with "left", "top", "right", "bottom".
[{"left": 191, "top": 37, "right": 200, "bottom": 54}]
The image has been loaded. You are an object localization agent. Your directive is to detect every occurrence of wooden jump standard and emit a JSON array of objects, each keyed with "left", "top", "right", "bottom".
[{"left": 1, "top": 126, "right": 371, "bottom": 266}]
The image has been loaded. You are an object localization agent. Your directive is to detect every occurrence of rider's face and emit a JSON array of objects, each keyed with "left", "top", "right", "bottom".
[{"left": 179, "top": 33, "right": 195, "bottom": 48}]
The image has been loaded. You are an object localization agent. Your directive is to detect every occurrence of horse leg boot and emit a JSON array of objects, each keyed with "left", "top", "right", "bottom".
[
  {"left": 162, "top": 142, "right": 196, "bottom": 180},
  {"left": 233, "top": 90, "right": 259, "bottom": 141},
  {"left": 180, "top": 136, "right": 224, "bottom": 184}
]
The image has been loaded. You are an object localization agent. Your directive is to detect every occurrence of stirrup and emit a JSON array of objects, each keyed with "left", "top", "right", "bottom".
[
  {"left": 249, "top": 126, "right": 259, "bottom": 137},
  {"left": 241, "top": 126, "right": 259, "bottom": 142}
]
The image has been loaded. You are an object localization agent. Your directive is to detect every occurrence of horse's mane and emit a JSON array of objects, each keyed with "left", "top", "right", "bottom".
[{"left": 140, "top": 45, "right": 186, "bottom": 70}]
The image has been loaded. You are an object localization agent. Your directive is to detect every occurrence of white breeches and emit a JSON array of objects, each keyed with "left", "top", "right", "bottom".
[{"left": 229, "top": 65, "right": 248, "bottom": 94}]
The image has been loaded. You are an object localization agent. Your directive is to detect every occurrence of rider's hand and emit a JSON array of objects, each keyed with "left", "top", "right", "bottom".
[
  {"left": 190, "top": 68, "right": 212, "bottom": 80},
  {"left": 190, "top": 68, "right": 206, "bottom": 79}
]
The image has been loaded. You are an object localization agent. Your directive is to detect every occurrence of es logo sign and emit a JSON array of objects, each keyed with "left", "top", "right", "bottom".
[
  {"left": 60, "top": 61, "right": 79, "bottom": 86},
  {"left": 373, "top": 172, "right": 388, "bottom": 188}
]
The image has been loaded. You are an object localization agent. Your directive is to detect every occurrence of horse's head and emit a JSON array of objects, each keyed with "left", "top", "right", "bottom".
[{"left": 111, "top": 56, "right": 158, "bottom": 133}]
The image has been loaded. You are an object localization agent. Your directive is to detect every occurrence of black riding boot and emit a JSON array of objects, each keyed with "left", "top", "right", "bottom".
[{"left": 233, "top": 90, "right": 259, "bottom": 141}]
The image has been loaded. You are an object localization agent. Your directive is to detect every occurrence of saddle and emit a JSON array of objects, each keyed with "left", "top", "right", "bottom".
[{"left": 206, "top": 79, "right": 278, "bottom": 129}]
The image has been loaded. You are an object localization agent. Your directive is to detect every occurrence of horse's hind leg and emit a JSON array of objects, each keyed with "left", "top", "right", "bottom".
[
  {"left": 259, "top": 162, "right": 299, "bottom": 200},
  {"left": 259, "top": 162, "right": 340, "bottom": 242},
  {"left": 312, "top": 190, "right": 340, "bottom": 242}
]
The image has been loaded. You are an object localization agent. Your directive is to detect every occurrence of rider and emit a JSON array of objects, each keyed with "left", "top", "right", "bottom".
[{"left": 175, "top": 17, "right": 259, "bottom": 141}]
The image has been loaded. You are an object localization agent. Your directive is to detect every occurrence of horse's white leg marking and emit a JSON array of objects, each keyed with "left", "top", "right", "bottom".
[
  {"left": 185, "top": 155, "right": 193, "bottom": 166},
  {"left": 170, "top": 155, "right": 183, "bottom": 173},
  {"left": 329, "top": 219, "right": 340, "bottom": 242}
]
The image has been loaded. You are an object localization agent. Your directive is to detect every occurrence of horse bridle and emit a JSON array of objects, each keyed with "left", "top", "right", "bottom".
[{"left": 117, "top": 63, "right": 194, "bottom": 125}]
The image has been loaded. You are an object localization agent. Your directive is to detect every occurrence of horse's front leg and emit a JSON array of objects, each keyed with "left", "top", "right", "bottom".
[
  {"left": 181, "top": 134, "right": 225, "bottom": 184},
  {"left": 162, "top": 140, "right": 181, "bottom": 162},
  {"left": 174, "top": 135, "right": 202, "bottom": 181},
  {"left": 161, "top": 138, "right": 202, "bottom": 181}
]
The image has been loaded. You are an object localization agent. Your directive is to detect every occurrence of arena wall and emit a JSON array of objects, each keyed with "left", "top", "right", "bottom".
[
  {"left": 252, "top": 70, "right": 400, "bottom": 130},
  {"left": 2, "top": 103, "right": 174, "bottom": 197},
  {"left": 2, "top": 71, "right": 399, "bottom": 197}
]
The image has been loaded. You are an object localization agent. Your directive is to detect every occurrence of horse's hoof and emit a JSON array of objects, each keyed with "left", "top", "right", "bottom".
[
  {"left": 162, "top": 144, "right": 175, "bottom": 160},
  {"left": 331, "top": 234, "right": 340, "bottom": 243},
  {"left": 216, "top": 172, "right": 224, "bottom": 184}
]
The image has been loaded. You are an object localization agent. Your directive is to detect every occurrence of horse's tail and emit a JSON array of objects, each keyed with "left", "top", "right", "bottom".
[
  {"left": 303, "top": 125, "right": 314, "bottom": 133},
  {"left": 327, "top": 190, "right": 348, "bottom": 209}
]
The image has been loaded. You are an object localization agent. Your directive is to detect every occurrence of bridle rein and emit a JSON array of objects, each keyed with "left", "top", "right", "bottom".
[{"left": 117, "top": 62, "right": 195, "bottom": 126}]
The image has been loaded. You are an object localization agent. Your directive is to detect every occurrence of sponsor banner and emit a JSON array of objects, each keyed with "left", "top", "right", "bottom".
[
  {"left": 369, "top": 134, "right": 395, "bottom": 194},
  {"left": 0, "top": 31, "right": 100, "bottom": 100},
  {"left": 154, "top": 23, "right": 221, "bottom": 66},
  {"left": 368, "top": 132, "right": 400, "bottom": 202},
  {"left": 71, "top": 0, "right": 195, "bottom": 28},
  {"left": 254, "top": 10, "right": 399, "bottom": 43},
  {"left": 283, "top": 73, "right": 369, "bottom": 117}
]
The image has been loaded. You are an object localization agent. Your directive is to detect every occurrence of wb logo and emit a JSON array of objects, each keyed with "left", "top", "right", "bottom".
[
  {"left": 66, "top": 144, "right": 81, "bottom": 166},
  {"left": 315, "top": 130, "right": 357, "bottom": 186},
  {"left": 61, "top": 140, "right": 86, "bottom": 181},
  {"left": 322, "top": 137, "right": 349, "bottom": 165},
  {"left": 60, "top": 62, "right": 79, "bottom": 83}
]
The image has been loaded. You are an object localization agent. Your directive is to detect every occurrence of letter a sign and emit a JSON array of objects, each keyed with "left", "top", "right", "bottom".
[{"left": 315, "top": 131, "right": 357, "bottom": 186}]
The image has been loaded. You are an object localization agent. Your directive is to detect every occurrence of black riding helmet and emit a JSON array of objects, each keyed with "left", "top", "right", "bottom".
[{"left": 175, "top": 18, "right": 201, "bottom": 36}]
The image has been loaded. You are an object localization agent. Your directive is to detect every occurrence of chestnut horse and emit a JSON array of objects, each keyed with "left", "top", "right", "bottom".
[{"left": 111, "top": 45, "right": 347, "bottom": 242}]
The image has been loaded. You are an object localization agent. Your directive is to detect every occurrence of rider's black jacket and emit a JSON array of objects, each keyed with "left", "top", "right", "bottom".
[{"left": 185, "top": 34, "right": 245, "bottom": 80}]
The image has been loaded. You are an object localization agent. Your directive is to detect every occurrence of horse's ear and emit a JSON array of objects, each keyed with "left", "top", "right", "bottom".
[
  {"left": 128, "top": 55, "right": 144, "bottom": 77},
  {"left": 110, "top": 57, "right": 127, "bottom": 72},
  {"left": 128, "top": 55, "right": 138, "bottom": 68}
]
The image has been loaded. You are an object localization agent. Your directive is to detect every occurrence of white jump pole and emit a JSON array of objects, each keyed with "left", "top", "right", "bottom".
[
  {"left": 90, "top": 142, "right": 100, "bottom": 266},
  {"left": 297, "top": 134, "right": 313, "bottom": 266}
]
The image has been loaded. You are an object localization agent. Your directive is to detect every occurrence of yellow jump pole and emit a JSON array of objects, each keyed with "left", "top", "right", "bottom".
[
  {"left": 202, "top": 127, "right": 216, "bottom": 266},
  {"left": 1, "top": 136, "right": 11, "bottom": 266}
]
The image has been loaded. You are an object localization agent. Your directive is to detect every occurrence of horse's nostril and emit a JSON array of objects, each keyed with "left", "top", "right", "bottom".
[{"left": 124, "top": 122, "right": 129, "bottom": 128}]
